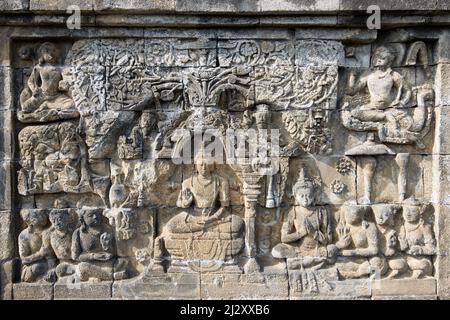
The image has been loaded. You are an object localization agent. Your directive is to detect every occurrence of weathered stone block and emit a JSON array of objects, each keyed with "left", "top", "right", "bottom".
[
  {"left": 54, "top": 281, "right": 112, "bottom": 300},
  {"left": 0, "top": 211, "right": 14, "bottom": 261},
  {"left": 295, "top": 28, "right": 377, "bottom": 43},
  {"left": 436, "top": 0, "right": 450, "bottom": 10},
  {"left": 435, "top": 64, "right": 450, "bottom": 106},
  {"left": 260, "top": 0, "right": 339, "bottom": 12},
  {"left": 13, "top": 283, "right": 53, "bottom": 300},
  {"left": 436, "top": 204, "right": 450, "bottom": 299},
  {"left": 0, "top": 0, "right": 28, "bottom": 11},
  {"left": 200, "top": 267, "right": 289, "bottom": 299},
  {"left": 290, "top": 277, "right": 372, "bottom": 299},
  {"left": 176, "top": 0, "right": 257, "bottom": 13},
  {"left": 0, "top": 67, "right": 12, "bottom": 109},
  {"left": 30, "top": 0, "right": 93, "bottom": 12},
  {"left": 340, "top": 0, "right": 438, "bottom": 11},
  {"left": 371, "top": 278, "right": 436, "bottom": 296},
  {"left": 0, "top": 162, "right": 12, "bottom": 210},
  {"left": 0, "top": 111, "right": 13, "bottom": 160},
  {"left": 0, "top": 260, "right": 14, "bottom": 300},
  {"left": 113, "top": 272, "right": 201, "bottom": 299}
]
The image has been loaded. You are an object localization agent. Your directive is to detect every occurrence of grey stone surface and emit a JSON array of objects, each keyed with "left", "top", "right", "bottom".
[
  {"left": 0, "top": 111, "right": 13, "bottom": 159},
  {"left": 54, "top": 281, "right": 112, "bottom": 300},
  {"left": 0, "top": 68, "right": 12, "bottom": 109},
  {"left": 113, "top": 273, "right": 201, "bottom": 299},
  {"left": 339, "top": 0, "right": 441, "bottom": 11},
  {"left": 13, "top": 283, "right": 53, "bottom": 300},
  {"left": 260, "top": 0, "right": 339, "bottom": 12},
  {"left": 0, "top": 162, "right": 12, "bottom": 210},
  {"left": 0, "top": 211, "right": 14, "bottom": 261},
  {"left": 0, "top": 0, "right": 28, "bottom": 11},
  {"left": 94, "top": 0, "right": 175, "bottom": 12},
  {"left": 176, "top": 0, "right": 257, "bottom": 13},
  {"left": 0, "top": 260, "right": 14, "bottom": 299},
  {"left": 371, "top": 278, "right": 436, "bottom": 296},
  {"left": 30, "top": 0, "right": 93, "bottom": 12}
]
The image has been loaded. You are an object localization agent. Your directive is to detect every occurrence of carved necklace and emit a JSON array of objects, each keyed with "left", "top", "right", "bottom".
[
  {"left": 405, "top": 219, "right": 423, "bottom": 232},
  {"left": 375, "top": 68, "right": 392, "bottom": 79},
  {"left": 195, "top": 175, "right": 213, "bottom": 187}
]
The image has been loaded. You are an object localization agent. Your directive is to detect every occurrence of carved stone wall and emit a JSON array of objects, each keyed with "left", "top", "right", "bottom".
[{"left": 1, "top": 0, "right": 450, "bottom": 300}]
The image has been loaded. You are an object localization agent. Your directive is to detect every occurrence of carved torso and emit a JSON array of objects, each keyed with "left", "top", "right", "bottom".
[
  {"left": 36, "top": 65, "right": 62, "bottom": 98},
  {"left": 367, "top": 69, "right": 395, "bottom": 108},
  {"left": 283, "top": 206, "right": 331, "bottom": 254},
  {"left": 19, "top": 229, "right": 44, "bottom": 259},
  {"left": 402, "top": 221, "right": 434, "bottom": 249},
  {"left": 179, "top": 174, "right": 229, "bottom": 210}
]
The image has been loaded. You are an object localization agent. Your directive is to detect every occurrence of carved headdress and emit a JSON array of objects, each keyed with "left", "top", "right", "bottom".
[
  {"left": 37, "top": 42, "right": 59, "bottom": 65},
  {"left": 403, "top": 196, "right": 421, "bottom": 206},
  {"left": 293, "top": 166, "right": 316, "bottom": 192},
  {"left": 402, "top": 196, "right": 430, "bottom": 215},
  {"left": 371, "top": 45, "right": 396, "bottom": 68}
]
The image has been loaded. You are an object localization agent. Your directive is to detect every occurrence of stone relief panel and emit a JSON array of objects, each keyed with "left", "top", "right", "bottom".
[{"left": 7, "top": 33, "right": 439, "bottom": 299}]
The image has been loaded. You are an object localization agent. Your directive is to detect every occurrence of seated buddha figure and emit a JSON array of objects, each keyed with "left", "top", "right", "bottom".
[
  {"left": 372, "top": 204, "right": 407, "bottom": 279},
  {"left": 42, "top": 204, "right": 77, "bottom": 282},
  {"left": 18, "top": 209, "right": 52, "bottom": 282},
  {"left": 71, "top": 207, "right": 126, "bottom": 281},
  {"left": 398, "top": 197, "right": 436, "bottom": 278},
  {"left": 271, "top": 167, "right": 336, "bottom": 270},
  {"left": 346, "top": 46, "right": 412, "bottom": 122},
  {"left": 335, "top": 202, "right": 383, "bottom": 279},
  {"left": 157, "top": 157, "right": 245, "bottom": 267},
  {"left": 19, "top": 42, "right": 78, "bottom": 122}
]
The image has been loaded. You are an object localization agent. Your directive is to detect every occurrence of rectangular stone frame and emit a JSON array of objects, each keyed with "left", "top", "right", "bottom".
[{"left": 1, "top": 1, "right": 450, "bottom": 300}]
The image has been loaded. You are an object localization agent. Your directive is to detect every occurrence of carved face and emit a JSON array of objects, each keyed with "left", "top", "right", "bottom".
[
  {"left": 372, "top": 48, "right": 394, "bottom": 68},
  {"left": 38, "top": 43, "right": 58, "bottom": 64},
  {"left": 195, "top": 160, "right": 213, "bottom": 177},
  {"left": 374, "top": 206, "right": 394, "bottom": 226},
  {"left": 253, "top": 111, "right": 269, "bottom": 129},
  {"left": 294, "top": 186, "right": 315, "bottom": 208},
  {"left": 403, "top": 205, "right": 421, "bottom": 223},
  {"left": 26, "top": 210, "right": 47, "bottom": 228},
  {"left": 61, "top": 140, "right": 80, "bottom": 160},
  {"left": 50, "top": 211, "right": 70, "bottom": 232},
  {"left": 82, "top": 210, "right": 101, "bottom": 227}
]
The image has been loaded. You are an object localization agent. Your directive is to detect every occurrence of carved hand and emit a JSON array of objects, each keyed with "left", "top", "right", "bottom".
[
  {"left": 346, "top": 72, "right": 357, "bottom": 94},
  {"left": 183, "top": 189, "right": 193, "bottom": 205},
  {"left": 44, "top": 270, "right": 57, "bottom": 283},
  {"left": 58, "top": 80, "right": 69, "bottom": 92},
  {"left": 409, "top": 245, "right": 423, "bottom": 256},
  {"left": 326, "top": 244, "right": 338, "bottom": 258},
  {"left": 387, "top": 231, "right": 398, "bottom": 248},
  {"left": 340, "top": 249, "right": 355, "bottom": 257},
  {"left": 336, "top": 235, "right": 352, "bottom": 250},
  {"left": 32, "top": 87, "right": 43, "bottom": 98},
  {"left": 337, "top": 225, "right": 348, "bottom": 238},
  {"left": 93, "top": 252, "right": 113, "bottom": 261}
]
